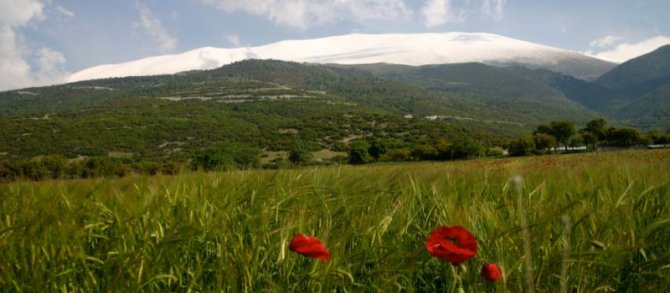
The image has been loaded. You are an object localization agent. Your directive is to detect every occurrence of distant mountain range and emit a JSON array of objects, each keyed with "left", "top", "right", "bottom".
[
  {"left": 538, "top": 45, "right": 670, "bottom": 129},
  {"left": 68, "top": 32, "right": 616, "bottom": 82},
  {"left": 3, "top": 45, "right": 670, "bottom": 131},
  {"left": 1, "top": 34, "right": 669, "bottom": 165},
  {"left": 1, "top": 41, "right": 669, "bottom": 164}
]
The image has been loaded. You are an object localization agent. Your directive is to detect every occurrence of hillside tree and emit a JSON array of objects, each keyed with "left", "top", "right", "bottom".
[{"left": 550, "top": 120, "right": 575, "bottom": 151}]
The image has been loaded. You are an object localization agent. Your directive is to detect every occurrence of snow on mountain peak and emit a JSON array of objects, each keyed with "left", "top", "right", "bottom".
[{"left": 68, "top": 32, "right": 613, "bottom": 82}]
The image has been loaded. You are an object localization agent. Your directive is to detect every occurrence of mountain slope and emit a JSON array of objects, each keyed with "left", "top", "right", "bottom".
[
  {"left": 614, "top": 84, "right": 670, "bottom": 129},
  {"left": 1, "top": 59, "right": 606, "bottom": 159},
  {"left": 592, "top": 45, "right": 670, "bottom": 129},
  {"left": 527, "top": 68, "right": 616, "bottom": 112},
  {"left": 345, "top": 62, "right": 599, "bottom": 124},
  {"left": 1, "top": 60, "right": 516, "bottom": 161},
  {"left": 68, "top": 32, "right": 615, "bottom": 82},
  {"left": 596, "top": 45, "right": 670, "bottom": 90}
]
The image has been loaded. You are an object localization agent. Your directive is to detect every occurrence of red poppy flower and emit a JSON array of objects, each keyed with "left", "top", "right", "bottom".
[
  {"left": 480, "top": 262, "right": 502, "bottom": 282},
  {"left": 289, "top": 234, "right": 330, "bottom": 260},
  {"left": 425, "top": 225, "right": 477, "bottom": 265}
]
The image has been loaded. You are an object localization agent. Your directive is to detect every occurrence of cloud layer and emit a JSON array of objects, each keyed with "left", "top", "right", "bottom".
[
  {"left": 199, "top": 0, "right": 505, "bottom": 29},
  {"left": 199, "top": 0, "right": 412, "bottom": 29},
  {"left": 589, "top": 35, "right": 623, "bottom": 48},
  {"left": 587, "top": 36, "right": 670, "bottom": 63}
]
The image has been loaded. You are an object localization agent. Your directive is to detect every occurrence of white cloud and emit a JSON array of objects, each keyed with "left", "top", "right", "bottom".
[
  {"left": 0, "top": 25, "right": 33, "bottom": 90},
  {"left": 422, "top": 0, "right": 451, "bottom": 27},
  {"left": 224, "top": 34, "right": 241, "bottom": 47},
  {"left": 586, "top": 36, "right": 670, "bottom": 63},
  {"left": 589, "top": 35, "right": 623, "bottom": 48},
  {"left": 34, "top": 47, "right": 68, "bottom": 84},
  {"left": 200, "top": 0, "right": 504, "bottom": 29},
  {"left": 199, "top": 0, "right": 412, "bottom": 29},
  {"left": 421, "top": 0, "right": 506, "bottom": 28},
  {"left": 0, "top": 0, "right": 44, "bottom": 26},
  {"left": 134, "top": 3, "right": 177, "bottom": 53},
  {"left": 0, "top": 0, "right": 72, "bottom": 90},
  {"left": 55, "top": 5, "right": 75, "bottom": 18},
  {"left": 482, "top": 0, "right": 506, "bottom": 20},
  {"left": 0, "top": 0, "right": 53, "bottom": 90}
]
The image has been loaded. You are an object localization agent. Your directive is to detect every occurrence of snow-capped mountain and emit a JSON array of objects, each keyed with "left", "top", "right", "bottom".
[{"left": 68, "top": 32, "right": 615, "bottom": 82}]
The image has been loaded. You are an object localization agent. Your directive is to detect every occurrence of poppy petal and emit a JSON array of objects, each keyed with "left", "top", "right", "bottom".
[
  {"left": 425, "top": 225, "right": 477, "bottom": 265},
  {"left": 289, "top": 234, "right": 330, "bottom": 260}
]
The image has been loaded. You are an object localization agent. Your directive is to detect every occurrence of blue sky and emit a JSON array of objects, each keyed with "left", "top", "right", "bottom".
[{"left": 1, "top": 0, "right": 669, "bottom": 90}]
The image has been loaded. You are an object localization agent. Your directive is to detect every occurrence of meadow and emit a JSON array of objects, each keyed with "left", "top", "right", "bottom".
[{"left": 1, "top": 150, "right": 669, "bottom": 292}]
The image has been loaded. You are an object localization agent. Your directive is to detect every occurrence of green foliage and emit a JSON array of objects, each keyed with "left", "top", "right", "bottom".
[
  {"left": 449, "top": 137, "right": 485, "bottom": 159},
  {"left": 549, "top": 120, "right": 576, "bottom": 149},
  {"left": 645, "top": 129, "right": 670, "bottom": 144},
  {"left": 0, "top": 155, "right": 187, "bottom": 182},
  {"left": 386, "top": 148, "right": 413, "bottom": 161},
  {"left": 347, "top": 140, "right": 371, "bottom": 165},
  {"left": 367, "top": 139, "right": 388, "bottom": 161},
  {"left": 509, "top": 135, "right": 536, "bottom": 156},
  {"left": 585, "top": 118, "right": 607, "bottom": 139},
  {"left": 288, "top": 141, "right": 313, "bottom": 165},
  {"left": 579, "top": 118, "right": 608, "bottom": 151},
  {"left": 191, "top": 142, "right": 260, "bottom": 171},
  {"left": 533, "top": 133, "right": 557, "bottom": 154},
  {"left": 581, "top": 132, "right": 599, "bottom": 151},
  {"left": 605, "top": 128, "right": 645, "bottom": 147},
  {"left": 411, "top": 144, "right": 439, "bottom": 161},
  {"left": 535, "top": 124, "right": 552, "bottom": 135}
]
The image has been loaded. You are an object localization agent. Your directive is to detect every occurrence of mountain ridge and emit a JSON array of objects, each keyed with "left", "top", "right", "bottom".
[{"left": 68, "top": 32, "right": 616, "bottom": 82}]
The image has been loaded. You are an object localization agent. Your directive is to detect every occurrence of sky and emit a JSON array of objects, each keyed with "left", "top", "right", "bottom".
[{"left": 1, "top": 0, "right": 669, "bottom": 91}]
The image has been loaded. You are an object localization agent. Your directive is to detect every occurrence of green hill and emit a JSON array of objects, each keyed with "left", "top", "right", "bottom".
[
  {"left": 596, "top": 45, "right": 670, "bottom": 91},
  {"left": 346, "top": 63, "right": 600, "bottom": 125},
  {"left": 1, "top": 61, "right": 507, "bottom": 163},
  {"left": 591, "top": 45, "right": 670, "bottom": 129},
  {"left": 4, "top": 55, "right": 668, "bottom": 164}
]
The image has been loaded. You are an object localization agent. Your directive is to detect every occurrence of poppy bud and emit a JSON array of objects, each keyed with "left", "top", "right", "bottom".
[{"left": 480, "top": 262, "right": 502, "bottom": 282}]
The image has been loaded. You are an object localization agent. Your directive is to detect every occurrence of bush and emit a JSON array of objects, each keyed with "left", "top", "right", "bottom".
[
  {"left": 509, "top": 135, "right": 535, "bottom": 156},
  {"left": 368, "top": 140, "right": 388, "bottom": 161},
  {"left": 161, "top": 162, "right": 180, "bottom": 175},
  {"left": 533, "top": 133, "right": 556, "bottom": 154},
  {"left": 348, "top": 140, "right": 372, "bottom": 164},
  {"left": 411, "top": 145, "right": 438, "bottom": 161},
  {"left": 387, "top": 148, "right": 413, "bottom": 161},
  {"left": 450, "top": 138, "right": 485, "bottom": 160},
  {"left": 191, "top": 142, "right": 260, "bottom": 171},
  {"left": 288, "top": 141, "right": 313, "bottom": 165}
]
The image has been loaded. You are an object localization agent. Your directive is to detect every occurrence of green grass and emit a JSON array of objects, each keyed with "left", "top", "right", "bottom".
[{"left": 1, "top": 150, "right": 669, "bottom": 291}]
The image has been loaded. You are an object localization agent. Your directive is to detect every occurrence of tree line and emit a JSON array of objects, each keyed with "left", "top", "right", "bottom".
[
  {"left": 3, "top": 117, "right": 668, "bottom": 182},
  {"left": 508, "top": 118, "right": 670, "bottom": 156}
]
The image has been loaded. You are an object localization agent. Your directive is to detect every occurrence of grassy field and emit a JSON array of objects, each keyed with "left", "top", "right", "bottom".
[{"left": 1, "top": 150, "right": 669, "bottom": 292}]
